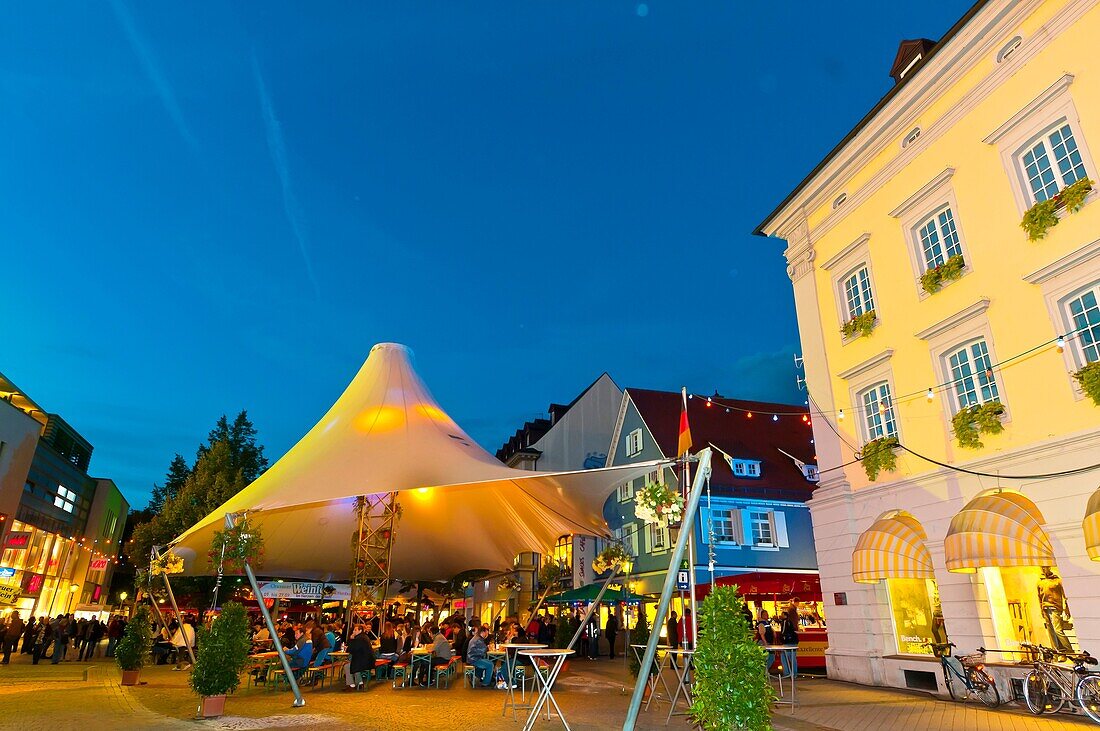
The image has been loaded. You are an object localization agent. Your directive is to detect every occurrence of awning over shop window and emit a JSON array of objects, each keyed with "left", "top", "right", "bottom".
[
  {"left": 1084, "top": 486, "right": 1100, "bottom": 561},
  {"left": 852, "top": 511, "right": 933, "bottom": 584},
  {"left": 944, "top": 490, "right": 1053, "bottom": 573}
]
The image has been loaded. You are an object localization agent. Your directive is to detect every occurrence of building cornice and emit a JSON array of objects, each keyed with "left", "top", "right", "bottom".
[
  {"left": 837, "top": 349, "right": 894, "bottom": 381},
  {"left": 821, "top": 233, "right": 872, "bottom": 272},
  {"left": 888, "top": 168, "right": 956, "bottom": 219},
  {"left": 983, "top": 73, "right": 1075, "bottom": 144},
  {"left": 1023, "top": 237, "right": 1100, "bottom": 284},
  {"left": 915, "top": 299, "right": 991, "bottom": 341}
]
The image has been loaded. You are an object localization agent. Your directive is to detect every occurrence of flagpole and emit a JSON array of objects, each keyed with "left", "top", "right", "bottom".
[{"left": 679, "top": 388, "right": 698, "bottom": 650}]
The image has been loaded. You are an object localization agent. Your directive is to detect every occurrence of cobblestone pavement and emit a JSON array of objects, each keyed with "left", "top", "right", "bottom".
[{"left": 1, "top": 651, "right": 1095, "bottom": 730}]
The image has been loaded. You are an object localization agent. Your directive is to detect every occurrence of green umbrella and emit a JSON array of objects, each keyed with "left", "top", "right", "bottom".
[{"left": 542, "top": 581, "right": 652, "bottom": 604}]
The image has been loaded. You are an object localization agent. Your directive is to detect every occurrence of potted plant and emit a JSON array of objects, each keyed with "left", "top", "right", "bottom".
[
  {"left": 634, "top": 481, "right": 684, "bottom": 527},
  {"left": 1074, "top": 361, "right": 1100, "bottom": 405},
  {"left": 628, "top": 610, "right": 657, "bottom": 679},
  {"left": 860, "top": 436, "right": 899, "bottom": 481},
  {"left": 116, "top": 605, "right": 153, "bottom": 686},
  {"left": 553, "top": 611, "right": 573, "bottom": 649},
  {"left": 189, "top": 602, "right": 251, "bottom": 718},
  {"left": 1021, "top": 178, "right": 1093, "bottom": 240},
  {"left": 690, "top": 585, "right": 775, "bottom": 731},
  {"left": 920, "top": 254, "right": 966, "bottom": 294},
  {"left": 591, "top": 541, "right": 631, "bottom": 575},
  {"left": 841, "top": 310, "right": 877, "bottom": 340},
  {"left": 952, "top": 401, "right": 1005, "bottom": 449}
]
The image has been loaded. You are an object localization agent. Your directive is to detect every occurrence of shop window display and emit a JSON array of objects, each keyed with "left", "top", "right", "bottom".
[
  {"left": 886, "top": 578, "right": 946, "bottom": 655},
  {"left": 980, "top": 565, "right": 1077, "bottom": 654}
]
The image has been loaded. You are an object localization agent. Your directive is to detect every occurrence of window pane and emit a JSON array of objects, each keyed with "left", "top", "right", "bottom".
[
  {"left": 1024, "top": 141, "right": 1060, "bottom": 202},
  {"left": 886, "top": 578, "right": 944, "bottom": 655},
  {"left": 1068, "top": 289, "right": 1100, "bottom": 364},
  {"left": 861, "top": 382, "right": 897, "bottom": 440},
  {"left": 937, "top": 209, "right": 962, "bottom": 260},
  {"left": 949, "top": 339, "right": 999, "bottom": 410},
  {"left": 918, "top": 217, "right": 944, "bottom": 269},
  {"left": 1049, "top": 124, "right": 1087, "bottom": 187}
]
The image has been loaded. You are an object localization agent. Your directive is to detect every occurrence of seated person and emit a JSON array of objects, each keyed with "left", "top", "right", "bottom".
[
  {"left": 466, "top": 625, "right": 495, "bottom": 688},
  {"left": 377, "top": 622, "right": 400, "bottom": 662},
  {"left": 285, "top": 633, "right": 314, "bottom": 676},
  {"left": 343, "top": 624, "right": 375, "bottom": 691}
]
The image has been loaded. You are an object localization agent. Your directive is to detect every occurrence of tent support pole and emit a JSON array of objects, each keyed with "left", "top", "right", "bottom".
[
  {"left": 622, "top": 448, "right": 711, "bottom": 731},
  {"left": 243, "top": 558, "right": 305, "bottom": 707},
  {"left": 566, "top": 566, "right": 619, "bottom": 651},
  {"left": 154, "top": 547, "right": 196, "bottom": 666}
]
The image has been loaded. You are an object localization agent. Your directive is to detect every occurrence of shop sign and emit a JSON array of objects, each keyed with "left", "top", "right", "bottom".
[
  {"left": 0, "top": 584, "right": 19, "bottom": 605},
  {"left": 453, "top": 599, "right": 465, "bottom": 609},
  {"left": 89, "top": 558, "right": 109, "bottom": 571},
  {"left": 3, "top": 531, "right": 31, "bottom": 550},
  {"left": 0, "top": 567, "right": 15, "bottom": 579},
  {"left": 92, "top": 585, "right": 102, "bottom": 602},
  {"left": 21, "top": 573, "right": 43, "bottom": 596},
  {"left": 257, "top": 582, "right": 351, "bottom": 601}
]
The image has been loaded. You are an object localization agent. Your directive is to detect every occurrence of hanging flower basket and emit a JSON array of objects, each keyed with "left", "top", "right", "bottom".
[
  {"left": 634, "top": 482, "right": 684, "bottom": 527},
  {"left": 591, "top": 541, "right": 631, "bottom": 575},
  {"left": 150, "top": 552, "right": 185, "bottom": 577},
  {"left": 498, "top": 576, "right": 523, "bottom": 593},
  {"left": 538, "top": 560, "right": 567, "bottom": 589},
  {"left": 952, "top": 401, "right": 1005, "bottom": 449},
  {"left": 208, "top": 515, "right": 265, "bottom": 574}
]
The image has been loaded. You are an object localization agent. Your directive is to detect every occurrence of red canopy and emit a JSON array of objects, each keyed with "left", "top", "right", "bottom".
[{"left": 695, "top": 572, "right": 821, "bottom": 601}]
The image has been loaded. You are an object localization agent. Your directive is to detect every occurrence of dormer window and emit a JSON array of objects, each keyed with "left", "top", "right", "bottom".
[
  {"left": 730, "top": 459, "right": 762, "bottom": 478},
  {"left": 832, "top": 193, "right": 848, "bottom": 210},
  {"left": 889, "top": 38, "right": 936, "bottom": 85},
  {"left": 996, "top": 36, "right": 1022, "bottom": 64},
  {"left": 902, "top": 127, "right": 922, "bottom": 149},
  {"left": 801, "top": 464, "right": 820, "bottom": 482}
]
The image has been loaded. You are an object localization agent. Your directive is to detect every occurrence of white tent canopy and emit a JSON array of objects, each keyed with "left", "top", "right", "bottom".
[{"left": 172, "top": 343, "right": 663, "bottom": 582}]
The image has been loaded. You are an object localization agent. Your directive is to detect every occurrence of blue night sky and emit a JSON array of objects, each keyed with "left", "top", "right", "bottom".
[{"left": 1, "top": 2, "right": 967, "bottom": 508}]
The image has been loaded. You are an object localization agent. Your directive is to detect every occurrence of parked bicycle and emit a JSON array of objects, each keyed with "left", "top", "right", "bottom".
[
  {"left": 1008, "top": 642, "right": 1100, "bottom": 723},
  {"left": 926, "top": 641, "right": 1000, "bottom": 708}
]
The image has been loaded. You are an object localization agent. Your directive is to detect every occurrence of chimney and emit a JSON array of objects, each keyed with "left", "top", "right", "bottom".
[{"left": 889, "top": 38, "right": 937, "bottom": 84}]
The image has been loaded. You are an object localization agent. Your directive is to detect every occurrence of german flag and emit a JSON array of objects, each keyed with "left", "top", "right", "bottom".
[{"left": 677, "top": 387, "right": 693, "bottom": 457}]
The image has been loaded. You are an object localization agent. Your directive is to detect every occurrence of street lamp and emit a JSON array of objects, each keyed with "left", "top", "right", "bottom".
[{"left": 66, "top": 583, "right": 80, "bottom": 613}]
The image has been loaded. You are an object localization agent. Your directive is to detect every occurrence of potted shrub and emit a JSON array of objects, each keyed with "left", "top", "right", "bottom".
[
  {"left": 690, "top": 585, "right": 775, "bottom": 731},
  {"left": 952, "top": 401, "right": 1005, "bottom": 449},
  {"left": 1074, "top": 362, "right": 1100, "bottom": 405},
  {"left": 189, "top": 602, "right": 251, "bottom": 718},
  {"left": 841, "top": 310, "right": 877, "bottom": 340},
  {"left": 116, "top": 605, "right": 153, "bottom": 686},
  {"left": 628, "top": 610, "right": 657, "bottom": 680},
  {"left": 861, "top": 436, "right": 899, "bottom": 481}
]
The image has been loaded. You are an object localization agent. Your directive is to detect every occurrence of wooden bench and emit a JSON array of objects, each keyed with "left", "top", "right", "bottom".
[
  {"left": 391, "top": 662, "right": 410, "bottom": 688},
  {"left": 433, "top": 657, "right": 461, "bottom": 689}
]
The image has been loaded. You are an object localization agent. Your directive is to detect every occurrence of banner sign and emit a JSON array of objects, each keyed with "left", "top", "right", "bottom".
[
  {"left": 21, "top": 573, "right": 43, "bottom": 595},
  {"left": 0, "top": 567, "right": 15, "bottom": 579},
  {"left": 257, "top": 582, "right": 351, "bottom": 601},
  {"left": 0, "top": 584, "right": 18, "bottom": 605},
  {"left": 4, "top": 531, "right": 31, "bottom": 550},
  {"left": 89, "top": 558, "right": 109, "bottom": 571}
]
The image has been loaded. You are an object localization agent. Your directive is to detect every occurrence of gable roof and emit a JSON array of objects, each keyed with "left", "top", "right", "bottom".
[{"left": 625, "top": 388, "right": 816, "bottom": 498}]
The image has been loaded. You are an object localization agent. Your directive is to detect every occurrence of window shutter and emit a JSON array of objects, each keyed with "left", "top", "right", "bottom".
[
  {"left": 741, "top": 509, "right": 754, "bottom": 545},
  {"left": 699, "top": 507, "right": 711, "bottom": 544},
  {"left": 642, "top": 525, "right": 651, "bottom": 554},
  {"left": 774, "top": 511, "right": 789, "bottom": 548}
]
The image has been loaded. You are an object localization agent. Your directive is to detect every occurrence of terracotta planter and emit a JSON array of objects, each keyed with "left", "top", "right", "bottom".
[
  {"left": 120, "top": 669, "right": 140, "bottom": 686},
  {"left": 199, "top": 695, "right": 227, "bottom": 718}
]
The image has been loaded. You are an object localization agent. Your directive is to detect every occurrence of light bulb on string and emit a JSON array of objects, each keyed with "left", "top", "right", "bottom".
[
  {"left": 878, "top": 400, "right": 887, "bottom": 415},
  {"left": 838, "top": 409, "right": 845, "bottom": 421},
  {"left": 1056, "top": 336, "right": 1066, "bottom": 353},
  {"left": 772, "top": 414, "right": 779, "bottom": 422},
  {"left": 746, "top": 412, "right": 753, "bottom": 419},
  {"left": 926, "top": 388, "right": 934, "bottom": 401}
]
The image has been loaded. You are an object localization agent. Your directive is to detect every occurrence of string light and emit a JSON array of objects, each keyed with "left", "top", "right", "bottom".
[
  {"left": 878, "top": 400, "right": 887, "bottom": 415},
  {"left": 746, "top": 412, "right": 753, "bottom": 419},
  {"left": 838, "top": 409, "right": 845, "bottom": 421},
  {"left": 926, "top": 388, "right": 934, "bottom": 402},
  {"left": 1057, "top": 336, "right": 1065, "bottom": 353},
  {"left": 772, "top": 414, "right": 779, "bottom": 421}
]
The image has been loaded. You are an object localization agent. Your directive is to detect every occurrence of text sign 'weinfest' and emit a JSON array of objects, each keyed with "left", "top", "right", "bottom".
[{"left": 257, "top": 582, "right": 351, "bottom": 601}]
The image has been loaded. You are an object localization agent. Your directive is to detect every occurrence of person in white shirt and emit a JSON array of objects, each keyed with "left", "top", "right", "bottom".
[{"left": 171, "top": 616, "right": 196, "bottom": 671}]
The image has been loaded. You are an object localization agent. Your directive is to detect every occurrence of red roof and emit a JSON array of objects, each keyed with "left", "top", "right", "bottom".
[{"left": 625, "top": 388, "right": 816, "bottom": 497}]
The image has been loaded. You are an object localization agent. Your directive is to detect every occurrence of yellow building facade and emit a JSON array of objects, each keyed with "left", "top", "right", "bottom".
[{"left": 758, "top": 0, "right": 1100, "bottom": 695}]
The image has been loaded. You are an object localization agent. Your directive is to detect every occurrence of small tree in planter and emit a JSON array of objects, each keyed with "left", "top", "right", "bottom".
[
  {"left": 116, "top": 605, "right": 154, "bottom": 686},
  {"left": 190, "top": 602, "right": 252, "bottom": 718},
  {"left": 690, "top": 585, "right": 774, "bottom": 731},
  {"left": 628, "top": 610, "right": 656, "bottom": 679},
  {"left": 554, "top": 610, "right": 573, "bottom": 649}
]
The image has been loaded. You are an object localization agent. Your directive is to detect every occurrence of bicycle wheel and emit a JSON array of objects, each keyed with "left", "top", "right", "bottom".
[
  {"left": 945, "top": 667, "right": 961, "bottom": 701},
  {"left": 1077, "top": 675, "right": 1100, "bottom": 724},
  {"left": 970, "top": 668, "right": 1000, "bottom": 708},
  {"left": 1024, "top": 671, "right": 1050, "bottom": 714}
]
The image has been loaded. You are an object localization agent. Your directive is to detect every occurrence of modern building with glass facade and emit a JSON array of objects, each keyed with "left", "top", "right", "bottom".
[
  {"left": 757, "top": 0, "right": 1100, "bottom": 696},
  {"left": 0, "top": 371, "right": 128, "bottom": 620}
]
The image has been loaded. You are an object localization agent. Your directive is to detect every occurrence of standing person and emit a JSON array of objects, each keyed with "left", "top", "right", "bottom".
[
  {"left": 605, "top": 611, "right": 619, "bottom": 660},
  {"left": 755, "top": 610, "right": 776, "bottom": 673},
  {"left": 105, "top": 616, "right": 123, "bottom": 657},
  {"left": 585, "top": 614, "right": 600, "bottom": 659},
  {"left": 20, "top": 616, "right": 37, "bottom": 655},
  {"left": 32, "top": 618, "right": 53, "bottom": 665},
  {"left": 666, "top": 610, "right": 681, "bottom": 668},
  {"left": 2, "top": 611, "right": 24, "bottom": 664},
  {"left": 50, "top": 615, "right": 69, "bottom": 664},
  {"left": 780, "top": 598, "right": 801, "bottom": 679},
  {"left": 1037, "top": 567, "right": 1074, "bottom": 654},
  {"left": 683, "top": 608, "right": 694, "bottom": 650}
]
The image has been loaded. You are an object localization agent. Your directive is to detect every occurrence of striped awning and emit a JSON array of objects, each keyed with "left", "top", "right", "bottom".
[
  {"left": 945, "top": 490, "right": 1053, "bottom": 573},
  {"left": 852, "top": 511, "right": 934, "bottom": 584},
  {"left": 1084, "top": 486, "right": 1100, "bottom": 561}
]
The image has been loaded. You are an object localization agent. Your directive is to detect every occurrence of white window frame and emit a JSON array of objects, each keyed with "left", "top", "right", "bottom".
[
  {"left": 943, "top": 338, "right": 1001, "bottom": 414},
  {"left": 648, "top": 523, "right": 669, "bottom": 554},
  {"left": 1062, "top": 282, "right": 1100, "bottom": 368},
  {"left": 888, "top": 168, "right": 971, "bottom": 297},
  {"left": 822, "top": 233, "right": 879, "bottom": 342},
  {"left": 625, "top": 428, "right": 643, "bottom": 457},
  {"left": 613, "top": 525, "right": 638, "bottom": 557},
  {"left": 841, "top": 349, "right": 900, "bottom": 454},
  {"left": 730, "top": 459, "right": 762, "bottom": 479},
  {"left": 1024, "top": 239, "right": 1100, "bottom": 401},
  {"left": 711, "top": 507, "right": 741, "bottom": 544},
  {"left": 801, "top": 464, "right": 820, "bottom": 482},
  {"left": 984, "top": 74, "right": 1098, "bottom": 216},
  {"left": 54, "top": 485, "right": 77, "bottom": 513},
  {"left": 617, "top": 479, "right": 634, "bottom": 503},
  {"left": 748, "top": 510, "right": 775, "bottom": 548},
  {"left": 858, "top": 381, "right": 898, "bottom": 443},
  {"left": 841, "top": 265, "right": 876, "bottom": 321}
]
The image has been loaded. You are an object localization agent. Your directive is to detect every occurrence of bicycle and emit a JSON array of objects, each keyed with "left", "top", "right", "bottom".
[
  {"left": 926, "top": 641, "right": 1000, "bottom": 708},
  {"left": 1009, "top": 642, "right": 1100, "bottom": 723}
]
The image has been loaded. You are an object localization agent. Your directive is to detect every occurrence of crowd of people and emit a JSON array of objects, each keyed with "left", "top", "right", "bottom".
[{"left": 0, "top": 611, "right": 129, "bottom": 665}]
